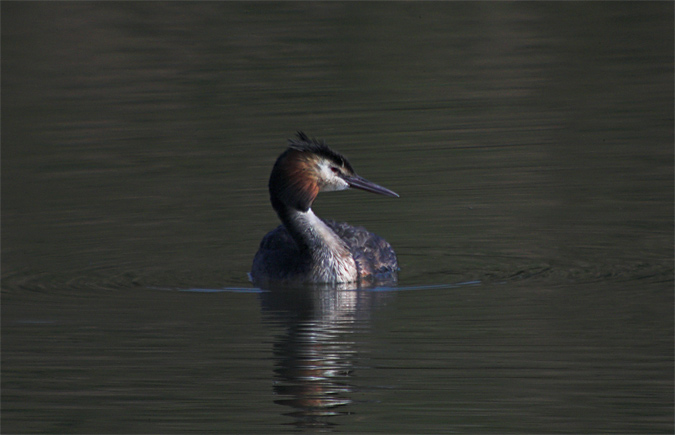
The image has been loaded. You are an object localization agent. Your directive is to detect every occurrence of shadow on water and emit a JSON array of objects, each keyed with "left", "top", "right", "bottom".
[
  {"left": 259, "top": 281, "right": 493, "bottom": 429},
  {"left": 260, "top": 284, "right": 386, "bottom": 429},
  {"left": 178, "top": 281, "right": 479, "bottom": 429}
]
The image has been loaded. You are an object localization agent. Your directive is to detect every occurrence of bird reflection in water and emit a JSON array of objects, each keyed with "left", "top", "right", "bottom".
[{"left": 260, "top": 282, "right": 393, "bottom": 429}]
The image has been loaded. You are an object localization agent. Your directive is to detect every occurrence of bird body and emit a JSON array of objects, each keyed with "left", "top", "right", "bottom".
[{"left": 250, "top": 133, "right": 398, "bottom": 285}]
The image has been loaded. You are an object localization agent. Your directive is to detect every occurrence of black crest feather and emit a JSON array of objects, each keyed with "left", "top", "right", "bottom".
[{"left": 288, "top": 132, "right": 354, "bottom": 173}]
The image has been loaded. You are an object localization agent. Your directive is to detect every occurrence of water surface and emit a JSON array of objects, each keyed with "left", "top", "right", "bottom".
[{"left": 3, "top": 3, "right": 673, "bottom": 433}]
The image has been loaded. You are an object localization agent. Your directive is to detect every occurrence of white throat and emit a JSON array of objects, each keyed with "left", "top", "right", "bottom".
[{"left": 287, "top": 208, "right": 358, "bottom": 283}]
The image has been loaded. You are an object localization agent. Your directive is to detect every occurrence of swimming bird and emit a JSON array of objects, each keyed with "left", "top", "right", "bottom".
[{"left": 250, "top": 132, "right": 399, "bottom": 285}]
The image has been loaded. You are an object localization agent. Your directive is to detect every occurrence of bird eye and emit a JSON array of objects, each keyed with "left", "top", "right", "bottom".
[{"left": 331, "top": 167, "right": 340, "bottom": 174}]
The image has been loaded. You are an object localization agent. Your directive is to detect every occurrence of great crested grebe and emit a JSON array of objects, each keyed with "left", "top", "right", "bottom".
[{"left": 250, "top": 132, "right": 399, "bottom": 285}]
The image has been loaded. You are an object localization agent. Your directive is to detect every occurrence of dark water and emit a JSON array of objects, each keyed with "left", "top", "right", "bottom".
[{"left": 2, "top": 3, "right": 673, "bottom": 433}]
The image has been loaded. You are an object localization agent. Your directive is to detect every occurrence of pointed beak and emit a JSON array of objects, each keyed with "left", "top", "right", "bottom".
[{"left": 345, "top": 174, "right": 399, "bottom": 198}]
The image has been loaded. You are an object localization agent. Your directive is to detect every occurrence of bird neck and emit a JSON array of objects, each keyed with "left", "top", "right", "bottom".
[{"left": 273, "top": 202, "right": 357, "bottom": 283}]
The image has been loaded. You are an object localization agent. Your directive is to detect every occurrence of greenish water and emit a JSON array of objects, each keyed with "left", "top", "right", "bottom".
[{"left": 3, "top": 2, "right": 673, "bottom": 433}]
